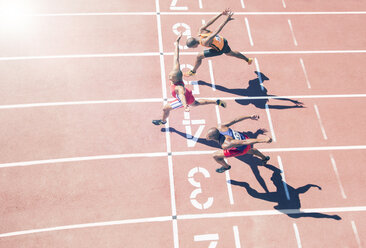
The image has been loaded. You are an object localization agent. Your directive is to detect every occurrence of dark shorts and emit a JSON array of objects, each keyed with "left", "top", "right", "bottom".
[{"left": 203, "top": 39, "right": 231, "bottom": 58}]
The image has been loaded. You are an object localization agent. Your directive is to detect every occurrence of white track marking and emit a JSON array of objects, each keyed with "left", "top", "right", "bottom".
[
  {"left": 299, "top": 58, "right": 311, "bottom": 88},
  {"left": 196, "top": 93, "right": 366, "bottom": 101},
  {"left": 265, "top": 104, "right": 277, "bottom": 142},
  {"left": 329, "top": 154, "right": 347, "bottom": 199},
  {"left": 282, "top": 0, "right": 287, "bottom": 8},
  {"left": 277, "top": 156, "right": 290, "bottom": 200},
  {"left": 244, "top": 17, "right": 254, "bottom": 46},
  {"left": 0, "top": 99, "right": 163, "bottom": 109},
  {"left": 288, "top": 19, "right": 298, "bottom": 46},
  {"left": 194, "top": 234, "right": 219, "bottom": 241},
  {"left": 233, "top": 226, "right": 242, "bottom": 248},
  {"left": 2, "top": 206, "right": 365, "bottom": 238},
  {"left": 0, "top": 216, "right": 172, "bottom": 238},
  {"left": 240, "top": 0, "right": 245, "bottom": 8},
  {"left": 2, "top": 50, "right": 366, "bottom": 61},
  {"left": 1, "top": 145, "right": 366, "bottom": 169},
  {"left": 208, "top": 60, "right": 216, "bottom": 91},
  {"left": 254, "top": 58, "right": 277, "bottom": 142},
  {"left": 351, "top": 220, "right": 362, "bottom": 248},
  {"left": 0, "top": 52, "right": 160, "bottom": 61},
  {"left": 225, "top": 166, "right": 235, "bottom": 205},
  {"left": 3, "top": 11, "right": 366, "bottom": 17},
  {"left": 314, "top": 104, "right": 328, "bottom": 140},
  {"left": 1, "top": 93, "right": 365, "bottom": 110},
  {"left": 198, "top": 0, "right": 203, "bottom": 9},
  {"left": 156, "top": 0, "right": 179, "bottom": 247},
  {"left": 293, "top": 223, "right": 302, "bottom": 248},
  {"left": 178, "top": 206, "right": 366, "bottom": 219}
]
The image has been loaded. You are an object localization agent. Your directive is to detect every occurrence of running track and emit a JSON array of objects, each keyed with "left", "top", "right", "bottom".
[{"left": 0, "top": 0, "right": 366, "bottom": 247}]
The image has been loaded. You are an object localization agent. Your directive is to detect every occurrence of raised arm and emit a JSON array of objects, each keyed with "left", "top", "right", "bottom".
[
  {"left": 172, "top": 32, "right": 182, "bottom": 71},
  {"left": 221, "top": 115, "right": 259, "bottom": 128},
  {"left": 201, "top": 11, "right": 234, "bottom": 46},
  {"left": 199, "top": 9, "right": 229, "bottom": 33}
]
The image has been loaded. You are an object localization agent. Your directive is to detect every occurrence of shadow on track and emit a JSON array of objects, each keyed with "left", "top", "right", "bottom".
[
  {"left": 229, "top": 167, "right": 342, "bottom": 220},
  {"left": 197, "top": 71, "right": 305, "bottom": 109},
  {"left": 161, "top": 127, "right": 273, "bottom": 193}
]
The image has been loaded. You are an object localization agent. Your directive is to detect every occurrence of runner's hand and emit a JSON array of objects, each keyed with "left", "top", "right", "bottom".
[
  {"left": 222, "top": 8, "right": 231, "bottom": 15},
  {"left": 226, "top": 11, "right": 234, "bottom": 21}
]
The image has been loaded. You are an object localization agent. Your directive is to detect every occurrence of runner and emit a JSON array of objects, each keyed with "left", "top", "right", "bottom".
[
  {"left": 185, "top": 8, "right": 253, "bottom": 77},
  {"left": 206, "top": 114, "right": 272, "bottom": 173},
  {"left": 152, "top": 33, "right": 227, "bottom": 125}
]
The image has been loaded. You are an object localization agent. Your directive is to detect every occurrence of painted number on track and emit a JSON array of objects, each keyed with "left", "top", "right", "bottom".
[{"left": 188, "top": 167, "right": 213, "bottom": 209}]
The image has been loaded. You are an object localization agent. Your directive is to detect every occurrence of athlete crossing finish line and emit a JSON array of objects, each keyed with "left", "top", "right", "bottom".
[
  {"left": 206, "top": 115, "right": 272, "bottom": 173},
  {"left": 185, "top": 8, "right": 253, "bottom": 77},
  {"left": 152, "top": 33, "right": 227, "bottom": 126}
]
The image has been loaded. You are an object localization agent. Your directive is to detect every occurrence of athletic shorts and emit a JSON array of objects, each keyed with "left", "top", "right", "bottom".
[
  {"left": 203, "top": 39, "right": 231, "bottom": 58},
  {"left": 223, "top": 134, "right": 252, "bottom": 157},
  {"left": 169, "top": 93, "right": 196, "bottom": 109}
]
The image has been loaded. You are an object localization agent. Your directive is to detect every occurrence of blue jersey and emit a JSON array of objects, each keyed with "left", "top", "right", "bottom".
[{"left": 219, "top": 128, "right": 247, "bottom": 151}]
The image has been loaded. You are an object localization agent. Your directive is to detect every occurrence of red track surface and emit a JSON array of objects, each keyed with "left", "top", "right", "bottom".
[{"left": 1, "top": 0, "right": 366, "bottom": 247}]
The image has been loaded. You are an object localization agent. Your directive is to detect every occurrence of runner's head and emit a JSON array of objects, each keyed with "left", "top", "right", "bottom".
[
  {"left": 206, "top": 127, "right": 220, "bottom": 141},
  {"left": 169, "top": 70, "right": 183, "bottom": 82},
  {"left": 186, "top": 37, "right": 199, "bottom": 48}
]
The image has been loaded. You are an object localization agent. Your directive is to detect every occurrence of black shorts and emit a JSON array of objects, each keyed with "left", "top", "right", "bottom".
[{"left": 203, "top": 39, "right": 231, "bottom": 58}]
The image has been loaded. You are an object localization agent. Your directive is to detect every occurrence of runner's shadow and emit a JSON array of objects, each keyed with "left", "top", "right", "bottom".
[
  {"left": 229, "top": 169, "right": 342, "bottom": 220},
  {"left": 161, "top": 127, "right": 273, "bottom": 193},
  {"left": 197, "top": 71, "right": 304, "bottom": 109}
]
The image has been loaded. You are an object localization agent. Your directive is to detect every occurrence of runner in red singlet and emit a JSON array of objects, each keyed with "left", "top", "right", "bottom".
[
  {"left": 152, "top": 33, "right": 227, "bottom": 126},
  {"left": 206, "top": 114, "right": 272, "bottom": 173}
]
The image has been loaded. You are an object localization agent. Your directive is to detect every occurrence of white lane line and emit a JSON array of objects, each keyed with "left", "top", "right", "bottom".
[
  {"left": 277, "top": 156, "right": 290, "bottom": 200},
  {"left": 0, "top": 99, "right": 163, "bottom": 109},
  {"left": 2, "top": 50, "right": 366, "bottom": 61},
  {"left": 198, "top": 0, "right": 203, "bottom": 9},
  {"left": 314, "top": 104, "right": 328, "bottom": 140},
  {"left": 329, "top": 154, "right": 347, "bottom": 199},
  {"left": 244, "top": 17, "right": 254, "bottom": 46},
  {"left": 0, "top": 216, "right": 172, "bottom": 238},
  {"left": 178, "top": 206, "right": 366, "bottom": 220},
  {"left": 299, "top": 58, "right": 311, "bottom": 89},
  {"left": 4, "top": 11, "right": 366, "bottom": 17},
  {"left": 288, "top": 19, "right": 298, "bottom": 46},
  {"left": 1, "top": 93, "right": 365, "bottom": 110},
  {"left": 293, "top": 223, "right": 302, "bottom": 248},
  {"left": 240, "top": 0, "right": 245, "bottom": 8},
  {"left": 0, "top": 52, "right": 160, "bottom": 61},
  {"left": 254, "top": 58, "right": 277, "bottom": 142},
  {"left": 0, "top": 152, "right": 169, "bottom": 168},
  {"left": 351, "top": 220, "right": 362, "bottom": 248},
  {"left": 208, "top": 60, "right": 216, "bottom": 91},
  {"left": 198, "top": 93, "right": 366, "bottom": 101},
  {"left": 225, "top": 163, "right": 235, "bottom": 205},
  {"left": 2, "top": 206, "right": 365, "bottom": 239},
  {"left": 194, "top": 233, "right": 219, "bottom": 241},
  {"left": 233, "top": 226, "right": 242, "bottom": 248},
  {"left": 156, "top": 1, "right": 179, "bottom": 247},
  {"left": 265, "top": 104, "right": 277, "bottom": 142},
  {"left": 282, "top": 0, "right": 287, "bottom": 8},
  {"left": 1, "top": 145, "right": 366, "bottom": 169}
]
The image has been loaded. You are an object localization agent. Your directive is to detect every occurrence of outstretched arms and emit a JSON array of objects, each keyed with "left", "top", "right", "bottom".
[
  {"left": 172, "top": 32, "right": 183, "bottom": 71},
  {"left": 199, "top": 8, "right": 230, "bottom": 33},
  {"left": 221, "top": 114, "right": 259, "bottom": 128},
  {"left": 222, "top": 136, "right": 272, "bottom": 150},
  {"left": 201, "top": 10, "right": 234, "bottom": 47}
]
